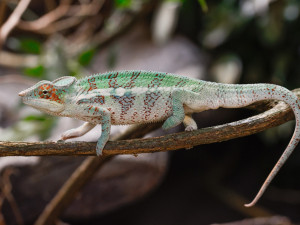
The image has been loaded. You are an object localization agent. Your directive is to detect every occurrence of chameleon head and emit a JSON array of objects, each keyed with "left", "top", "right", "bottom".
[{"left": 18, "top": 76, "right": 77, "bottom": 115}]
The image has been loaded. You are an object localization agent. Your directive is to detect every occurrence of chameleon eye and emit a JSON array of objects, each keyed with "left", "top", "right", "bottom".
[{"left": 39, "top": 84, "right": 53, "bottom": 99}]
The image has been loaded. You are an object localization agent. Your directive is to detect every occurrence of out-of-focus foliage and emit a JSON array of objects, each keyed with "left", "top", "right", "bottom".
[
  {"left": 197, "top": 0, "right": 208, "bottom": 12},
  {"left": 22, "top": 115, "right": 56, "bottom": 140},
  {"left": 0, "top": 114, "right": 56, "bottom": 141},
  {"left": 6, "top": 37, "right": 42, "bottom": 54},
  {"left": 191, "top": 0, "right": 300, "bottom": 89},
  {"left": 19, "top": 38, "right": 41, "bottom": 54},
  {"left": 114, "top": 0, "right": 132, "bottom": 8},
  {"left": 78, "top": 48, "right": 96, "bottom": 67},
  {"left": 24, "top": 65, "right": 45, "bottom": 78}
]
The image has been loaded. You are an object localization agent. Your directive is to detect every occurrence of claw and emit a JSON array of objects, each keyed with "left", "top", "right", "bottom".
[
  {"left": 185, "top": 125, "right": 197, "bottom": 132},
  {"left": 96, "top": 145, "right": 103, "bottom": 156}
]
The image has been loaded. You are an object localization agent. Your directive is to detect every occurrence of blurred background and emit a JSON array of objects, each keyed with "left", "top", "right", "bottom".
[{"left": 0, "top": 0, "right": 300, "bottom": 224}]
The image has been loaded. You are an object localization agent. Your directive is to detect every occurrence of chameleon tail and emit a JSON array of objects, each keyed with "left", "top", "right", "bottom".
[
  {"left": 244, "top": 94, "right": 300, "bottom": 206},
  {"left": 210, "top": 83, "right": 300, "bottom": 207},
  {"left": 242, "top": 85, "right": 300, "bottom": 207}
]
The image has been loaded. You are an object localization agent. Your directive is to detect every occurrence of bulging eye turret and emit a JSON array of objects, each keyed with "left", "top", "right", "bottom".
[{"left": 39, "top": 84, "right": 53, "bottom": 99}]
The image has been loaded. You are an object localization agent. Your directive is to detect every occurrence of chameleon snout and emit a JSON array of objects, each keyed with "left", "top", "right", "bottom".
[{"left": 18, "top": 91, "right": 26, "bottom": 97}]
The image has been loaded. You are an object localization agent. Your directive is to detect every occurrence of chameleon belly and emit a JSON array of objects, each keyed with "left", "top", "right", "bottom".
[{"left": 76, "top": 88, "right": 174, "bottom": 125}]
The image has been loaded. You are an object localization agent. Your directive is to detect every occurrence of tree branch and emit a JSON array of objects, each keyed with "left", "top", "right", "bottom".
[{"left": 1, "top": 89, "right": 299, "bottom": 157}]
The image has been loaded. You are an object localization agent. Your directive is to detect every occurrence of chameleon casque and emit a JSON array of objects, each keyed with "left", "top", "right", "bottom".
[{"left": 19, "top": 70, "right": 300, "bottom": 207}]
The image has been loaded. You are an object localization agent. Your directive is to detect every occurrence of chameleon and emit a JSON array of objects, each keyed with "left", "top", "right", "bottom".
[{"left": 18, "top": 70, "right": 300, "bottom": 207}]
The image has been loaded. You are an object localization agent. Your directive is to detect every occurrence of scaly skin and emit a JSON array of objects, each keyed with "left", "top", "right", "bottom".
[{"left": 19, "top": 70, "right": 300, "bottom": 207}]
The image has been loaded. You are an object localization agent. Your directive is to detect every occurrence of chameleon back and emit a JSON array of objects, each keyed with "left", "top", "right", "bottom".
[{"left": 75, "top": 71, "right": 203, "bottom": 124}]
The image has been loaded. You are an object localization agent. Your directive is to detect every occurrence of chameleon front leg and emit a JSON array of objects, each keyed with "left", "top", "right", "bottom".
[
  {"left": 66, "top": 104, "right": 111, "bottom": 156},
  {"left": 61, "top": 122, "right": 96, "bottom": 140},
  {"left": 96, "top": 108, "right": 111, "bottom": 156}
]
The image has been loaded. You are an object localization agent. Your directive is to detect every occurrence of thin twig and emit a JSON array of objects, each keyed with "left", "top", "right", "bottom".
[
  {"left": 0, "top": 169, "right": 24, "bottom": 225},
  {"left": 0, "top": 0, "right": 32, "bottom": 48},
  {"left": 34, "top": 123, "right": 160, "bottom": 225},
  {"left": 38, "top": 16, "right": 83, "bottom": 34},
  {"left": 67, "top": 1, "right": 153, "bottom": 56},
  {"left": 65, "top": 0, "right": 104, "bottom": 17},
  {"left": 17, "top": 0, "right": 71, "bottom": 31},
  {"left": 67, "top": 0, "right": 105, "bottom": 45},
  {"left": 17, "top": 0, "right": 104, "bottom": 35}
]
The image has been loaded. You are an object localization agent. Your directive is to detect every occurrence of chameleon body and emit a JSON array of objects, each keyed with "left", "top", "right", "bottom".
[{"left": 19, "top": 70, "right": 300, "bottom": 207}]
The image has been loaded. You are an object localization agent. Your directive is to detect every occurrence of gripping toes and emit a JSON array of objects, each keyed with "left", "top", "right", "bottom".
[
  {"left": 96, "top": 126, "right": 110, "bottom": 156},
  {"left": 96, "top": 140, "right": 107, "bottom": 156},
  {"left": 96, "top": 109, "right": 111, "bottom": 156},
  {"left": 162, "top": 116, "right": 184, "bottom": 130},
  {"left": 183, "top": 115, "right": 197, "bottom": 131},
  {"left": 185, "top": 125, "right": 197, "bottom": 132},
  {"left": 61, "top": 129, "right": 79, "bottom": 140},
  {"left": 60, "top": 122, "right": 96, "bottom": 140}
]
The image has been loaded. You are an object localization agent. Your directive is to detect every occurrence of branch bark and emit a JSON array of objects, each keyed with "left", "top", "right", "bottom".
[{"left": 1, "top": 89, "right": 299, "bottom": 157}]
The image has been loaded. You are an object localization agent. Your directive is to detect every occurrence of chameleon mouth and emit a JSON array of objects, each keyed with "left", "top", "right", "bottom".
[{"left": 21, "top": 97, "right": 65, "bottom": 113}]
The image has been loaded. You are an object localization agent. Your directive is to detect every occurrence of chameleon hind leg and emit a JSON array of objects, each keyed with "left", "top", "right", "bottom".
[
  {"left": 183, "top": 114, "right": 197, "bottom": 131},
  {"left": 162, "top": 89, "right": 187, "bottom": 130},
  {"left": 162, "top": 89, "right": 199, "bottom": 131}
]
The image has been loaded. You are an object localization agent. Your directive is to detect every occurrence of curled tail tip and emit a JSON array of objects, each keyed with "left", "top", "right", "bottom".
[
  {"left": 244, "top": 202, "right": 255, "bottom": 207},
  {"left": 244, "top": 195, "right": 260, "bottom": 207},
  {"left": 96, "top": 147, "right": 103, "bottom": 156}
]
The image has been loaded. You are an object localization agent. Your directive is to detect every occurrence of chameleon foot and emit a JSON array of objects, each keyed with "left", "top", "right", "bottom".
[
  {"left": 61, "top": 129, "right": 79, "bottom": 140},
  {"left": 183, "top": 114, "right": 197, "bottom": 131},
  {"left": 61, "top": 122, "right": 96, "bottom": 140},
  {"left": 162, "top": 116, "right": 183, "bottom": 130},
  {"left": 185, "top": 125, "right": 197, "bottom": 131},
  {"left": 96, "top": 141, "right": 105, "bottom": 156}
]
